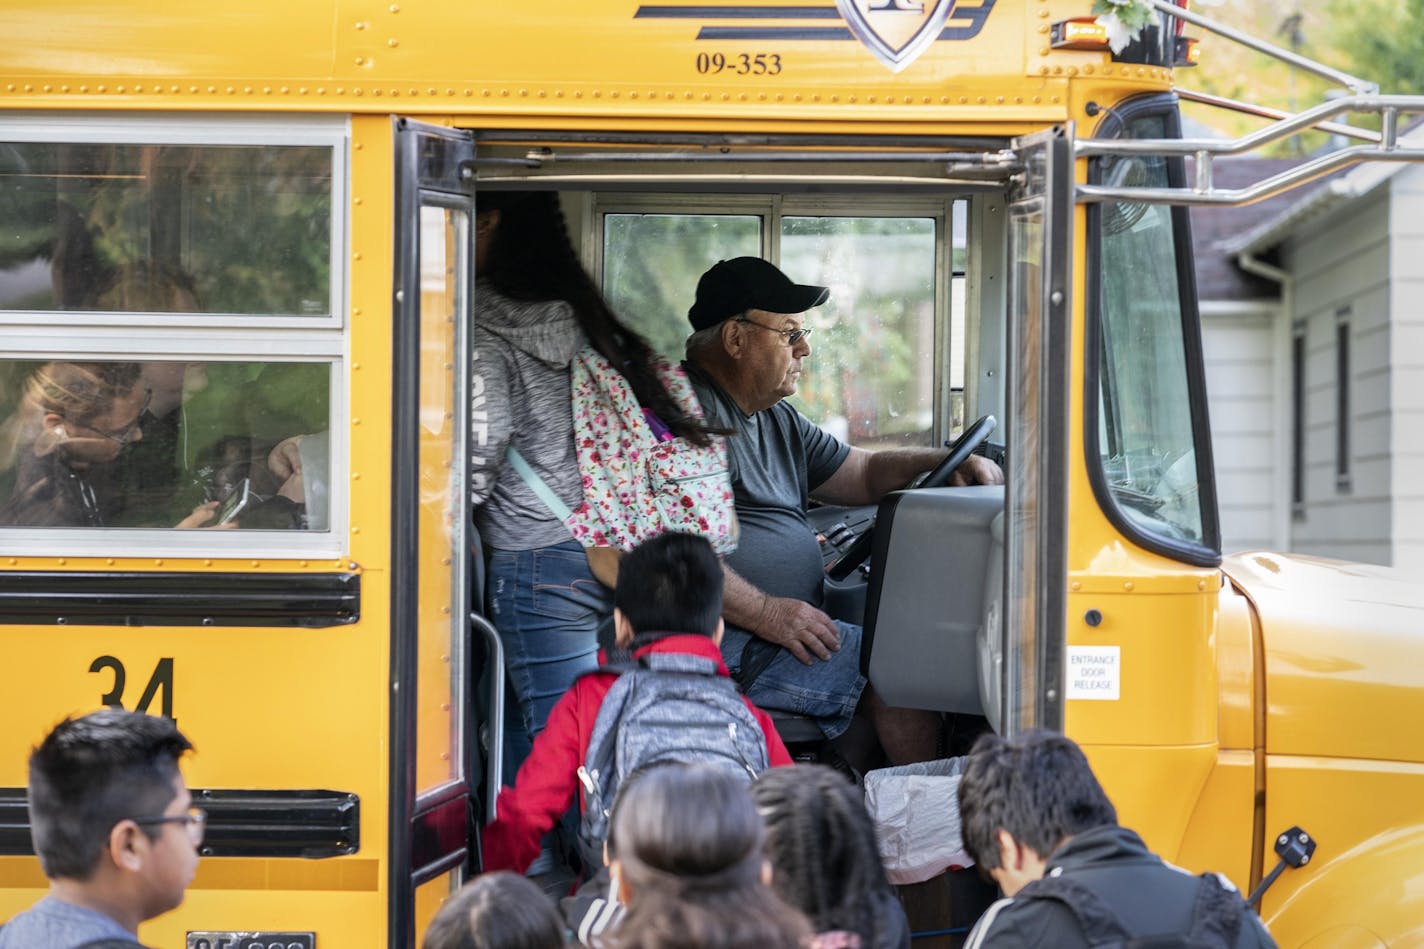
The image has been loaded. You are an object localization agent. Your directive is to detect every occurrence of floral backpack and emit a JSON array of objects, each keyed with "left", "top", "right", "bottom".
[{"left": 506, "top": 346, "right": 737, "bottom": 567}]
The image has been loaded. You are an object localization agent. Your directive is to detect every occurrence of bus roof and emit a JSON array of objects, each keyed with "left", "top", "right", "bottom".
[{"left": 1, "top": 0, "right": 1174, "bottom": 129}]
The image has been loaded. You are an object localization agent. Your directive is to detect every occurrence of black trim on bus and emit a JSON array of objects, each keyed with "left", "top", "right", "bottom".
[
  {"left": 0, "top": 571, "right": 358, "bottom": 627},
  {"left": 0, "top": 788, "right": 358, "bottom": 858},
  {"left": 411, "top": 793, "right": 470, "bottom": 885},
  {"left": 391, "top": 117, "right": 478, "bottom": 948},
  {"left": 1083, "top": 93, "right": 1223, "bottom": 569}
]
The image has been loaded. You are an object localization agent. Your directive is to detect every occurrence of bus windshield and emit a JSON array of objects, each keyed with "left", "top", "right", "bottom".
[{"left": 1094, "top": 114, "right": 1207, "bottom": 548}]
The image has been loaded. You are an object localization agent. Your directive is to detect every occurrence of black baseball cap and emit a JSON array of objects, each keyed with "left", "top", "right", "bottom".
[{"left": 687, "top": 257, "right": 830, "bottom": 331}]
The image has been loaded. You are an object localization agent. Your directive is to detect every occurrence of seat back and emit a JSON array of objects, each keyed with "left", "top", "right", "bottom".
[{"left": 861, "top": 486, "right": 1003, "bottom": 714}]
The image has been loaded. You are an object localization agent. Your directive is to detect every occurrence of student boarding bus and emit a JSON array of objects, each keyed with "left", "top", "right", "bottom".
[{"left": 1, "top": 0, "right": 1422, "bottom": 944}]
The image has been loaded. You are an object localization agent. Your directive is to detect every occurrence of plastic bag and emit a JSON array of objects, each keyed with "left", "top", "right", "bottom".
[{"left": 863, "top": 756, "right": 974, "bottom": 885}]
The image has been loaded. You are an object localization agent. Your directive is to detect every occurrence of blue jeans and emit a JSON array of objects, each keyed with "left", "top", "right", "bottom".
[
  {"left": 720, "top": 619, "right": 866, "bottom": 740},
  {"left": 487, "top": 539, "right": 611, "bottom": 784}
]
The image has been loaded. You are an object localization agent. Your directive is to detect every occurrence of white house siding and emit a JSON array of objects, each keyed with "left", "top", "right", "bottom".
[
  {"left": 1389, "top": 170, "right": 1424, "bottom": 575},
  {"left": 1200, "top": 302, "right": 1282, "bottom": 553},
  {"left": 1283, "top": 188, "right": 1393, "bottom": 566}
]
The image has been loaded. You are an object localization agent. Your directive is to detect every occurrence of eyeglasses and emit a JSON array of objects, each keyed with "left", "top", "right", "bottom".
[
  {"left": 133, "top": 806, "right": 206, "bottom": 845},
  {"left": 76, "top": 389, "right": 151, "bottom": 445},
  {"left": 736, "top": 315, "right": 813, "bottom": 347}
]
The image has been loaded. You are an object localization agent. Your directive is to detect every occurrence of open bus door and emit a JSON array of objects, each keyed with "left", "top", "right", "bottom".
[
  {"left": 990, "top": 126, "right": 1071, "bottom": 737},
  {"left": 391, "top": 118, "right": 478, "bottom": 946}
]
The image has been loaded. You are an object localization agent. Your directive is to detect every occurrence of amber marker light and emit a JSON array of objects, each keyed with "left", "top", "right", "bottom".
[
  {"left": 1050, "top": 18, "right": 1111, "bottom": 52},
  {"left": 1175, "top": 36, "right": 1201, "bottom": 66}
]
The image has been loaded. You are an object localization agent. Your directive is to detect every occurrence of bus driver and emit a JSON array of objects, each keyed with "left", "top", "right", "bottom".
[{"left": 681, "top": 257, "right": 1003, "bottom": 765}]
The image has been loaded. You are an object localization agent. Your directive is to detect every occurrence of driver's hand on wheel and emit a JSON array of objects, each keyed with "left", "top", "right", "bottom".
[
  {"left": 754, "top": 596, "right": 841, "bottom": 665},
  {"left": 949, "top": 454, "right": 1004, "bottom": 487}
]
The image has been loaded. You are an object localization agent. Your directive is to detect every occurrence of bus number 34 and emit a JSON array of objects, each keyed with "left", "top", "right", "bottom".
[{"left": 90, "top": 655, "right": 174, "bottom": 719}]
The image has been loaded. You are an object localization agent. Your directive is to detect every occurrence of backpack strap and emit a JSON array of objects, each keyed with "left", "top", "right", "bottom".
[
  {"left": 505, "top": 446, "right": 575, "bottom": 523},
  {"left": 1183, "top": 873, "right": 1244, "bottom": 947},
  {"left": 636, "top": 651, "right": 723, "bottom": 677}
]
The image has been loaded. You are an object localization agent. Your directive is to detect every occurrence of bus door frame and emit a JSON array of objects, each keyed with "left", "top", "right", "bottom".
[
  {"left": 999, "top": 125, "right": 1072, "bottom": 734},
  {"left": 391, "top": 117, "right": 480, "bottom": 946}
]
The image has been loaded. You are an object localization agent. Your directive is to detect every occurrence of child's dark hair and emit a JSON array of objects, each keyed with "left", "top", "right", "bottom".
[
  {"left": 753, "top": 764, "right": 908, "bottom": 948},
  {"left": 420, "top": 871, "right": 566, "bottom": 949},
  {"left": 956, "top": 728, "right": 1118, "bottom": 870},
  {"left": 478, "top": 190, "right": 711, "bottom": 446},
  {"left": 27, "top": 708, "right": 193, "bottom": 880},
  {"left": 614, "top": 532, "right": 722, "bottom": 638},
  {"left": 606, "top": 762, "right": 810, "bottom": 949}
]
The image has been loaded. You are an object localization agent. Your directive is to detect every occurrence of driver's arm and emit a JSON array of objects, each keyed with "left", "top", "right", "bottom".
[
  {"left": 721, "top": 563, "right": 841, "bottom": 665},
  {"left": 811, "top": 446, "right": 1002, "bottom": 506}
]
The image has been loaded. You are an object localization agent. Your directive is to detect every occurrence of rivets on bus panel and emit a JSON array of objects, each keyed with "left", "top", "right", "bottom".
[
  {"left": 353, "top": 197, "right": 363, "bottom": 205},
  {"left": 349, "top": 561, "right": 359, "bottom": 570},
  {"left": 354, "top": 57, "right": 366, "bottom": 66},
  {"left": 1071, "top": 581, "right": 1082, "bottom": 591},
  {"left": 301, "top": 561, "right": 309, "bottom": 568},
  {"left": 390, "top": 3, "right": 400, "bottom": 12},
  {"left": 354, "top": 88, "right": 366, "bottom": 96},
  {"left": 5, "top": 558, "right": 15, "bottom": 566},
  {"left": 107, "top": 559, "right": 116, "bottom": 566},
  {"left": 155, "top": 559, "right": 164, "bottom": 566},
  {"left": 42, "top": 84, "right": 52, "bottom": 93},
  {"left": 352, "top": 472, "right": 361, "bottom": 480},
  {"left": 355, "top": 20, "right": 368, "bottom": 29},
  {"left": 57, "top": 558, "right": 67, "bottom": 566},
  {"left": 97, "top": 84, "right": 107, "bottom": 92},
  {"left": 352, "top": 526, "right": 361, "bottom": 534},
  {"left": 1038, "top": 24, "right": 1049, "bottom": 33},
  {"left": 1198, "top": 579, "right": 1207, "bottom": 591},
  {"left": 352, "top": 417, "right": 362, "bottom": 426},
  {"left": 1123, "top": 581, "right": 1135, "bottom": 592},
  {"left": 204, "top": 560, "right": 213, "bottom": 567},
  {"left": 251, "top": 561, "right": 261, "bottom": 568}
]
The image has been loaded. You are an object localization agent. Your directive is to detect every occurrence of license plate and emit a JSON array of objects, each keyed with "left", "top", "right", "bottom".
[{"left": 187, "top": 934, "right": 314, "bottom": 949}]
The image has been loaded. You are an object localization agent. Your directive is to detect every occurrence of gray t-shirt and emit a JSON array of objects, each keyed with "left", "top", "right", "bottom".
[
  {"left": 685, "top": 363, "right": 850, "bottom": 607},
  {"left": 0, "top": 895, "right": 142, "bottom": 949}
]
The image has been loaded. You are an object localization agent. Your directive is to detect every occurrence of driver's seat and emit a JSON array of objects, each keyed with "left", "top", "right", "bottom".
[{"left": 859, "top": 485, "right": 1003, "bottom": 714}]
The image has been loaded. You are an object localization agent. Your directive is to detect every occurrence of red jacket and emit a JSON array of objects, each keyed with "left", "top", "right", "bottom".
[{"left": 481, "top": 634, "right": 794, "bottom": 872}]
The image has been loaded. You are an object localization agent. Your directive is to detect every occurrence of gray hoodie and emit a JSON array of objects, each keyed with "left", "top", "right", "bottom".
[{"left": 471, "top": 282, "right": 587, "bottom": 551}]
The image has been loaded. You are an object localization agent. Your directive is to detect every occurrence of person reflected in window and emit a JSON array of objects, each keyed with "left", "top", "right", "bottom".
[{"left": 0, "top": 361, "right": 218, "bottom": 529}]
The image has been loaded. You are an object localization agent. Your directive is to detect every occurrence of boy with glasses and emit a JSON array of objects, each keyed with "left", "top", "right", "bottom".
[{"left": 0, "top": 709, "right": 199, "bottom": 949}]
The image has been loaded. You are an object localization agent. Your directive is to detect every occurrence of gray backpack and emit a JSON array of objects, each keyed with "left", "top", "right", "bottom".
[{"left": 575, "top": 651, "right": 770, "bottom": 868}]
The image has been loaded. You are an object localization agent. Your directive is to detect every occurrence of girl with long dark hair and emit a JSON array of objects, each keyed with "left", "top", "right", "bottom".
[
  {"left": 605, "top": 763, "right": 810, "bottom": 949},
  {"left": 753, "top": 764, "right": 911, "bottom": 949},
  {"left": 471, "top": 191, "right": 710, "bottom": 804}
]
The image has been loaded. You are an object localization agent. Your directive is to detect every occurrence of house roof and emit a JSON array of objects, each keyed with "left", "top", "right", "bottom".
[{"left": 1190, "top": 157, "right": 1326, "bottom": 301}]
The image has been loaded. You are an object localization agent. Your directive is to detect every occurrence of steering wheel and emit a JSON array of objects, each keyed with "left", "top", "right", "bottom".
[{"left": 824, "top": 414, "right": 998, "bottom": 581}]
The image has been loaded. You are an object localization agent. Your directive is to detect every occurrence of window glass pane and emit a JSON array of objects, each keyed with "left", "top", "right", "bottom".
[
  {"left": 781, "top": 216, "right": 936, "bottom": 448},
  {"left": 0, "top": 142, "right": 331, "bottom": 315},
  {"left": 1096, "top": 116, "right": 1205, "bottom": 545},
  {"left": 415, "top": 205, "right": 466, "bottom": 791},
  {"left": 602, "top": 213, "right": 760, "bottom": 360},
  {"left": 0, "top": 359, "right": 330, "bottom": 530}
]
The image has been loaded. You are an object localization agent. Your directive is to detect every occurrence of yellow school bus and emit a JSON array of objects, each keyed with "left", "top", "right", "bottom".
[{"left": 1, "top": 0, "right": 1422, "bottom": 945}]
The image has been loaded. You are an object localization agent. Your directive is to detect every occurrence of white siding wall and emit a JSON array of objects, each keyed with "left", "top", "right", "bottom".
[
  {"left": 1283, "top": 189, "right": 1393, "bottom": 566},
  {"left": 1389, "top": 170, "right": 1424, "bottom": 574},
  {"left": 1200, "top": 302, "right": 1282, "bottom": 553}
]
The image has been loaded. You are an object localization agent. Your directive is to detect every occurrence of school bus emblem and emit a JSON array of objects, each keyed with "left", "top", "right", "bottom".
[
  {"left": 635, "top": 0, "right": 996, "bottom": 73},
  {"left": 835, "top": 0, "right": 956, "bottom": 72}
]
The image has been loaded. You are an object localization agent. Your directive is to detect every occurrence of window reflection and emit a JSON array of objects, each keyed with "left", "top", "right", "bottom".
[
  {"left": 0, "top": 359, "right": 330, "bottom": 530},
  {"left": 0, "top": 142, "right": 331, "bottom": 315}
]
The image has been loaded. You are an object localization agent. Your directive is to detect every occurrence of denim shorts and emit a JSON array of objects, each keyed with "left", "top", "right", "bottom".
[
  {"left": 719, "top": 619, "right": 866, "bottom": 740},
  {"left": 487, "top": 539, "right": 611, "bottom": 781}
]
